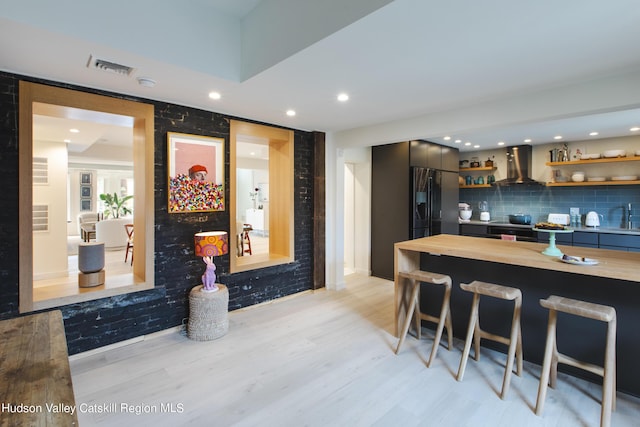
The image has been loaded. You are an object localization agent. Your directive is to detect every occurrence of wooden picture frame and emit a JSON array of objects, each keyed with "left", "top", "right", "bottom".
[
  {"left": 80, "top": 172, "right": 92, "bottom": 185},
  {"left": 167, "top": 132, "right": 225, "bottom": 213},
  {"left": 81, "top": 185, "right": 91, "bottom": 198}
]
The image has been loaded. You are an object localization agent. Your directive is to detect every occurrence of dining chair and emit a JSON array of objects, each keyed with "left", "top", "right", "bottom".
[{"left": 124, "top": 223, "right": 134, "bottom": 265}]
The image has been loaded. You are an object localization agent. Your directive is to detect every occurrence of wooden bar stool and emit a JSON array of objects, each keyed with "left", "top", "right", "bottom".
[
  {"left": 395, "top": 270, "right": 453, "bottom": 367},
  {"left": 241, "top": 224, "right": 253, "bottom": 255},
  {"left": 456, "top": 280, "right": 523, "bottom": 399},
  {"left": 535, "top": 295, "right": 616, "bottom": 427}
]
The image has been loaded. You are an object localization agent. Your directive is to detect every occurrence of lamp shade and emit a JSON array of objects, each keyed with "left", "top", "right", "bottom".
[{"left": 194, "top": 231, "right": 229, "bottom": 257}]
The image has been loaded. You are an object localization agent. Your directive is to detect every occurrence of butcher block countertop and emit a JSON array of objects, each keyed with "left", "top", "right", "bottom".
[{"left": 395, "top": 234, "right": 640, "bottom": 283}]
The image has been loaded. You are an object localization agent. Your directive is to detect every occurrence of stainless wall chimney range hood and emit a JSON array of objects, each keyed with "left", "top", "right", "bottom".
[{"left": 493, "top": 145, "right": 543, "bottom": 186}]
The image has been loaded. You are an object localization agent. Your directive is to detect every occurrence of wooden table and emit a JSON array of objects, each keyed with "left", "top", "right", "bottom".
[
  {"left": 394, "top": 234, "right": 640, "bottom": 396},
  {"left": 0, "top": 310, "right": 78, "bottom": 426}
]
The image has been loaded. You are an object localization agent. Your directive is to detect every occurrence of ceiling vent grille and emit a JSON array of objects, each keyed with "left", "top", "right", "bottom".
[{"left": 87, "top": 55, "right": 135, "bottom": 76}]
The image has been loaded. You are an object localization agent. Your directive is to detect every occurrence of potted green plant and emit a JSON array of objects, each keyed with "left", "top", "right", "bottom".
[{"left": 99, "top": 192, "right": 133, "bottom": 218}]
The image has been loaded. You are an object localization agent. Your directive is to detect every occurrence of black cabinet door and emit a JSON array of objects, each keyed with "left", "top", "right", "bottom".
[
  {"left": 409, "top": 140, "right": 428, "bottom": 167},
  {"left": 410, "top": 140, "right": 459, "bottom": 171},
  {"left": 441, "top": 145, "right": 459, "bottom": 172},
  {"left": 426, "top": 143, "right": 442, "bottom": 169},
  {"left": 371, "top": 142, "right": 410, "bottom": 280},
  {"left": 537, "top": 232, "right": 573, "bottom": 244},
  {"left": 599, "top": 233, "right": 640, "bottom": 251},
  {"left": 599, "top": 233, "right": 640, "bottom": 248},
  {"left": 440, "top": 171, "right": 459, "bottom": 235},
  {"left": 573, "top": 231, "right": 598, "bottom": 246},
  {"left": 459, "top": 223, "right": 489, "bottom": 237}
]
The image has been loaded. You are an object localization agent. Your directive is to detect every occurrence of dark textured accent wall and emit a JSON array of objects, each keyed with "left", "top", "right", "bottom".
[{"left": 0, "top": 71, "right": 316, "bottom": 354}]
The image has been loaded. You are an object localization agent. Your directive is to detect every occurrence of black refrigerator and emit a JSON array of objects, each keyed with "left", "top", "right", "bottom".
[{"left": 412, "top": 167, "right": 443, "bottom": 238}]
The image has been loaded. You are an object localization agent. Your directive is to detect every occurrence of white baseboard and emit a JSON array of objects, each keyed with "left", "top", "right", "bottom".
[{"left": 68, "top": 325, "right": 183, "bottom": 361}]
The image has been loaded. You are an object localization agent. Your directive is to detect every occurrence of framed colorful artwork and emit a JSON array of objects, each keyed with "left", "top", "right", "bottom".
[{"left": 167, "top": 132, "right": 225, "bottom": 213}]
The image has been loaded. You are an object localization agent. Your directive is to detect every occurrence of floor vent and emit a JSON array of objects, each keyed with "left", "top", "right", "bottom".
[{"left": 87, "top": 55, "right": 135, "bottom": 76}]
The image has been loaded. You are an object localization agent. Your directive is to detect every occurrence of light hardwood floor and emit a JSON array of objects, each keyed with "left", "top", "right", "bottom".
[
  {"left": 33, "top": 237, "right": 133, "bottom": 302},
  {"left": 70, "top": 274, "right": 640, "bottom": 426}
]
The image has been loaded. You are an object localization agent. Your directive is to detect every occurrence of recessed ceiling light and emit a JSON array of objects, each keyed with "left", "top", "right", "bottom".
[
  {"left": 554, "top": 135, "right": 563, "bottom": 140},
  {"left": 630, "top": 127, "right": 640, "bottom": 132},
  {"left": 337, "top": 93, "right": 349, "bottom": 102},
  {"left": 523, "top": 139, "right": 532, "bottom": 143},
  {"left": 286, "top": 110, "right": 296, "bottom": 117},
  {"left": 464, "top": 142, "right": 471, "bottom": 146},
  {"left": 473, "top": 144, "right": 480, "bottom": 148},
  {"left": 64, "top": 139, "right": 71, "bottom": 143},
  {"left": 208, "top": 91, "right": 221, "bottom": 100},
  {"left": 454, "top": 139, "right": 461, "bottom": 143},
  {"left": 70, "top": 128, "right": 79, "bottom": 133},
  {"left": 443, "top": 136, "right": 451, "bottom": 141},
  {"left": 589, "top": 131, "right": 599, "bottom": 136},
  {"left": 250, "top": 151, "right": 255, "bottom": 156},
  {"left": 498, "top": 141, "right": 505, "bottom": 146}
]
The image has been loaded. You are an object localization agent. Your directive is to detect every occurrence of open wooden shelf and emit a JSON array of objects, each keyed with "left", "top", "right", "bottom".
[
  {"left": 546, "top": 180, "right": 640, "bottom": 187},
  {"left": 460, "top": 184, "right": 492, "bottom": 188},
  {"left": 460, "top": 166, "right": 496, "bottom": 172},
  {"left": 546, "top": 156, "right": 640, "bottom": 166}
]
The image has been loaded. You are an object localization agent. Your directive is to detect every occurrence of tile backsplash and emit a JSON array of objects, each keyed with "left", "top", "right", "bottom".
[{"left": 460, "top": 185, "right": 640, "bottom": 228}]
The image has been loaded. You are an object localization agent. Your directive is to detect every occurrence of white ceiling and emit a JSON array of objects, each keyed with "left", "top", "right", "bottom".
[{"left": 3, "top": 0, "right": 640, "bottom": 154}]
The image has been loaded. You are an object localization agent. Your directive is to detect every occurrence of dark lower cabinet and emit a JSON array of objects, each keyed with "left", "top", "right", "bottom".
[
  {"left": 459, "top": 223, "right": 488, "bottom": 237},
  {"left": 537, "top": 231, "right": 573, "bottom": 245},
  {"left": 465, "top": 227, "right": 640, "bottom": 251},
  {"left": 599, "top": 233, "right": 640, "bottom": 252},
  {"left": 573, "top": 231, "right": 598, "bottom": 248}
]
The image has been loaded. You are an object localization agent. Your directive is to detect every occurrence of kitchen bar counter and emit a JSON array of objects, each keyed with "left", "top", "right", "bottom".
[
  {"left": 394, "top": 234, "right": 640, "bottom": 396},
  {"left": 396, "top": 234, "right": 640, "bottom": 282}
]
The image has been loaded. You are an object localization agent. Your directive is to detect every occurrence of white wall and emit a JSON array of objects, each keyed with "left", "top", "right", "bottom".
[
  {"left": 33, "top": 140, "right": 68, "bottom": 279},
  {"left": 325, "top": 135, "right": 345, "bottom": 290},
  {"left": 344, "top": 148, "right": 371, "bottom": 276},
  {"left": 236, "top": 156, "right": 269, "bottom": 229},
  {"left": 343, "top": 163, "right": 355, "bottom": 274}
]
